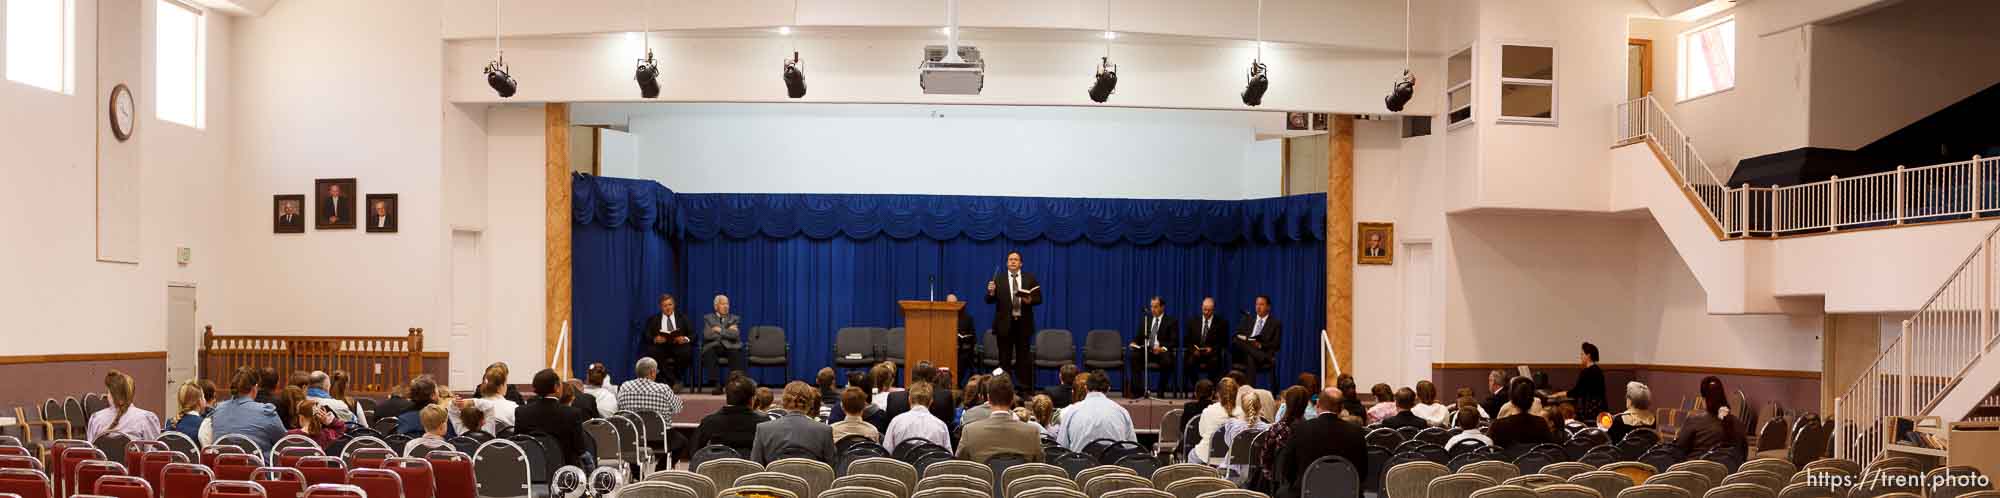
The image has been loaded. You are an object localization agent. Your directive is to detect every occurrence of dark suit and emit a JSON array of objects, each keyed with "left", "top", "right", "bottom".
[
  {"left": 1042, "top": 385, "right": 1075, "bottom": 409},
  {"left": 514, "top": 397, "right": 588, "bottom": 467},
  {"left": 1185, "top": 314, "right": 1229, "bottom": 385},
  {"left": 324, "top": 197, "right": 345, "bottom": 224},
  {"left": 1234, "top": 314, "right": 1283, "bottom": 377},
  {"left": 570, "top": 392, "right": 601, "bottom": 420},
  {"left": 700, "top": 313, "right": 746, "bottom": 388},
  {"left": 1125, "top": 314, "right": 1179, "bottom": 397},
  {"left": 692, "top": 405, "right": 766, "bottom": 456},
  {"left": 372, "top": 395, "right": 413, "bottom": 421},
  {"left": 984, "top": 271, "right": 1042, "bottom": 383},
  {"left": 641, "top": 311, "right": 694, "bottom": 384},
  {"left": 954, "top": 306, "right": 977, "bottom": 384},
  {"left": 1275, "top": 412, "right": 1368, "bottom": 498}
]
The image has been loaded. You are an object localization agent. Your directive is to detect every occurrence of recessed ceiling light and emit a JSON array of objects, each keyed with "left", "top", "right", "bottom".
[
  {"left": 778, "top": 26, "right": 792, "bottom": 35},
  {"left": 1102, "top": 31, "right": 1118, "bottom": 40}
]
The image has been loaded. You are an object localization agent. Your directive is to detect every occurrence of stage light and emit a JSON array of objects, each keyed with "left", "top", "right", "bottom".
[
  {"left": 635, "top": 49, "right": 660, "bottom": 99},
  {"left": 1241, "top": 59, "right": 1268, "bottom": 106},
  {"left": 1385, "top": 69, "right": 1415, "bottom": 112},
  {"left": 485, "top": 56, "right": 517, "bottom": 98},
  {"left": 784, "top": 51, "right": 807, "bottom": 98},
  {"left": 1088, "top": 57, "right": 1117, "bottom": 103}
]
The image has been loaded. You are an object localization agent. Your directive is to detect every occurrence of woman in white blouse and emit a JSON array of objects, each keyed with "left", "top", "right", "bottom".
[
  {"left": 465, "top": 365, "right": 517, "bottom": 433},
  {"left": 1411, "top": 380, "right": 1452, "bottom": 427},
  {"left": 1188, "top": 378, "right": 1243, "bottom": 464}
]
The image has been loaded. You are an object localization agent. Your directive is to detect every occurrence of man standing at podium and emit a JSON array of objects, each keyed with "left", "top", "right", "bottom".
[
  {"left": 986, "top": 251, "right": 1041, "bottom": 388},
  {"left": 1126, "top": 296, "right": 1178, "bottom": 398}
]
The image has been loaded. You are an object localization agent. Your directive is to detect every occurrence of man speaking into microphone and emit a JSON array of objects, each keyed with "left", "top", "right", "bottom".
[{"left": 986, "top": 251, "right": 1041, "bottom": 389}]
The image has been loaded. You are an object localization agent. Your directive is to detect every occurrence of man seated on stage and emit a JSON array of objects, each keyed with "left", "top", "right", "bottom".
[
  {"left": 1233, "top": 295, "right": 1283, "bottom": 381},
  {"left": 948, "top": 293, "right": 977, "bottom": 384},
  {"left": 884, "top": 382, "right": 951, "bottom": 453},
  {"left": 1185, "top": 297, "right": 1229, "bottom": 386},
  {"left": 957, "top": 374, "right": 1044, "bottom": 463},
  {"left": 617, "top": 357, "right": 686, "bottom": 424},
  {"left": 700, "top": 294, "right": 746, "bottom": 394},
  {"left": 640, "top": 294, "right": 693, "bottom": 386},
  {"left": 1126, "top": 296, "right": 1178, "bottom": 398},
  {"left": 1058, "top": 370, "right": 1137, "bottom": 452},
  {"left": 692, "top": 375, "right": 764, "bottom": 456}
]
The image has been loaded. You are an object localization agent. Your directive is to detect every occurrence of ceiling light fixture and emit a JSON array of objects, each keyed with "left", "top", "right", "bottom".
[
  {"left": 484, "top": 0, "right": 516, "bottom": 98},
  {"left": 1241, "top": 0, "right": 1268, "bottom": 106},
  {"left": 782, "top": 0, "right": 806, "bottom": 98},
  {"left": 634, "top": 0, "right": 659, "bottom": 98},
  {"left": 1384, "top": 0, "right": 1416, "bottom": 112},
  {"left": 1088, "top": 0, "right": 1118, "bottom": 103}
]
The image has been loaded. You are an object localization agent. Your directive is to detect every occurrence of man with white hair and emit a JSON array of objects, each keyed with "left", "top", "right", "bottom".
[
  {"left": 305, "top": 370, "right": 355, "bottom": 421},
  {"left": 618, "top": 357, "right": 685, "bottom": 422},
  {"left": 700, "top": 294, "right": 746, "bottom": 394}
]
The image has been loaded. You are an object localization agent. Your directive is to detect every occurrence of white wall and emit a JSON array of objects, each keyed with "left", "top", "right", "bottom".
[
  {"left": 597, "top": 128, "right": 638, "bottom": 179},
  {"left": 619, "top": 104, "right": 1284, "bottom": 200},
  {"left": 1651, "top": 2, "right": 1814, "bottom": 181},
  {"left": 1807, "top": 0, "right": 2000, "bottom": 151},
  {"left": 481, "top": 105, "right": 548, "bottom": 379},
  {"left": 0, "top": 0, "right": 233, "bottom": 355},
  {"left": 225, "top": 0, "right": 447, "bottom": 347}
]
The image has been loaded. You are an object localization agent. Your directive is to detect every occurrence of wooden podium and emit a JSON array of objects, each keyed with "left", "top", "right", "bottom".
[{"left": 898, "top": 300, "right": 964, "bottom": 386}]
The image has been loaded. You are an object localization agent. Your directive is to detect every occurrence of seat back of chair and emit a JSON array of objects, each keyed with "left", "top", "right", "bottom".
[
  {"left": 93, "top": 475, "right": 152, "bottom": 498},
  {"left": 1033, "top": 330, "right": 1074, "bottom": 365},
  {"left": 470, "top": 440, "right": 528, "bottom": 498},
  {"left": 1082, "top": 330, "right": 1122, "bottom": 364},
  {"left": 748, "top": 326, "right": 787, "bottom": 362},
  {"left": 247, "top": 468, "right": 304, "bottom": 498},
  {"left": 344, "top": 469, "right": 401, "bottom": 498},
  {"left": 299, "top": 484, "right": 364, "bottom": 498},
  {"left": 379, "top": 459, "right": 432, "bottom": 498},
  {"left": 158, "top": 464, "right": 213, "bottom": 498},
  {"left": 834, "top": 328, "right": 880, "bottom": 365},
  {"left": 73, "top": 460, "right": 128, "bottom": 498},
  {"left": 212, "top": 455, "right": 262, "bottom": 483},
  {"left": 421, "top": 453, "right": 472, "bottom": 498},
  {"left": 0, "top": 467, "right": 55, "bottom": 498}
]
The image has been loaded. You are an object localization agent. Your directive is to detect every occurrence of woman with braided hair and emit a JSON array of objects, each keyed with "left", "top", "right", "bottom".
[{"left": 87, "top": 370, "right": 162, "bottom": 441}]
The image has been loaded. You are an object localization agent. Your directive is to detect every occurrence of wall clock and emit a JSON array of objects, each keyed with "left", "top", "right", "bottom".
[{"left": 109, "top": 83, "right": 135, "bottom": 142}]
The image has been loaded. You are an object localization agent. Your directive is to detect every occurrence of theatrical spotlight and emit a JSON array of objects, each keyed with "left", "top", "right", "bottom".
[
  {"left": 1088, "top": 57, "right": 1117, "bottom": 103},
  {"left": 1241, "top": 60, "right": 1268, "bottom": 106},
  {"left": 485, "top": 56, "right": 517, "bottom": 98},
  {"left": 635, "top": 50, "right": 660, "bottom": 99},
  {"left": 783, "top": 52, "right": 807, "bottom": 98},
  {"left": 1385, "top": 70, "right": 1415, "bottom": 112}
]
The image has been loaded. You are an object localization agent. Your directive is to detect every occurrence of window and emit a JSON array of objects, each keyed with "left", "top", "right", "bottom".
[
  {"left": 1677, "top": 16, "right": 1735, "bottom": 102},
  {"left": 6, "top": 0, "right": 75, "bottom": 93},
  {"left": 1445, "top": 47, "right": 1472, "bottom": 127},
  {"left": 1499, "top": 43, "right": 1555, "bottom": 123},
  {"left": 155, "top": 0, "right": 205, "bottom": 127}
]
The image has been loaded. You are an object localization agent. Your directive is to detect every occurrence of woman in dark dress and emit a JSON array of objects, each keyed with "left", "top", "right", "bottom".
[
  {"left": 1606, "top": 381, "right": 1658, "bottom": 443},
  {"left": 1674, "top": 376, "right": 1747, "bottom": 462},
  {"left": 1558, "top": 342, "right": 1608, "bottom": 422}
]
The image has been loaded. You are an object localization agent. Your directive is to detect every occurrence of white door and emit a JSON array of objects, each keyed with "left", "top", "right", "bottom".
[
  {"left": 167, "top": 284, "right": 198, "bottom": 413},
  {"left": 450, "top": 230, "right": 486, "bottom": 387},
  {"left": 1402, "top": 242, "right": 1436, "bottom": 386}
]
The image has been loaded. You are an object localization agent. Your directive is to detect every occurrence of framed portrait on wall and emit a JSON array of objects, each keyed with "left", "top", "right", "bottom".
[
  {"left": 1286, "top": 112, "right": 1310, "bottom": 130},
  {"left": 1358, "top": 222, "right": 1394, "bottom": 265},
  {"left": 273, "top": 195, "right": 305, "bottom": 234},
  {"left": 1312, "top": 112, "right": 1330, "bottom": 130},
  {"left": 365, "top": 194, "right": 399, "bottom": 233},
  {"left": 315, "top": 178, "right": 358, "bottom": 230}
]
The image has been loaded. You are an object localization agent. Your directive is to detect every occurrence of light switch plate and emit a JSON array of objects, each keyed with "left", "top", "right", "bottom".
[{"left": 176, "top": 247, "right": 191, "bottom": 265}]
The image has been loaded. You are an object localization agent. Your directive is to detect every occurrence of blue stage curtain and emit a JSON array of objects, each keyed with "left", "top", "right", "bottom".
[
  {"left": 571, "top": 175, "right": 681, "bottom": 381},
  {"left": 573, "top": 175, "right": 1327, "bottom": 387}
]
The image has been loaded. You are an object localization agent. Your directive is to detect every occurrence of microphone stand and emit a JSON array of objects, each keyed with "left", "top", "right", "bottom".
[{"left": 1139, "top": 309, "right": 1155, "bottom": 401}]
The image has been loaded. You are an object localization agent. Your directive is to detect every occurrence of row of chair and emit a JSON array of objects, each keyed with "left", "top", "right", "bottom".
[
  {"left": 833, "top": 326, "right": 1271, "bottom": 392},
  {"left": 10, "top": 396, "right": 113, "bottom": 448},
  {"left": 1386, "top": 455, "right": 1995, "bottom": 498},
  {"left": 682, "top": 455, "right": 1242, "bottom": 498}
]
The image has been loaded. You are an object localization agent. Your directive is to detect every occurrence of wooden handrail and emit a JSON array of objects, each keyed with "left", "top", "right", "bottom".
[{"left": 199, "top": 326, "right": 425, "bottom": 396}]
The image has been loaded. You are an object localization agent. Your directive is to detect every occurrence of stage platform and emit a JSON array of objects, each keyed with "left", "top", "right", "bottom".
[{"left": 663, "top": 392, "right": 1190, "bottom": 434}]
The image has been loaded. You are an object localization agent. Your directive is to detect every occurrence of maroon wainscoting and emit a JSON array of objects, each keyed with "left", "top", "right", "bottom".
[
  {"left": 0, "top": 353, "right": 169, "bottom": 418},
  {"left": 1432, "top": 363, "right": 1819, "bottom": 416}
]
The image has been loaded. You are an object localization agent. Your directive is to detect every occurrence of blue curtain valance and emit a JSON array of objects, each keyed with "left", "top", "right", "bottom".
[{"left": 572, "top": 174, "right": 1326, "bottom": 244}]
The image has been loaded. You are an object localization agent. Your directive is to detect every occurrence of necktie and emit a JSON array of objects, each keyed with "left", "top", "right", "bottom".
[
  {"left": 667, "top": 315, "right": 676, "bottom": 332},
  {"left": 1010, "top": 273, "right": 1022, "bottom": 317},
  {"left": 1254, "top": 317, "right": 1265, "bottom": 337},
  {"left": 1149, "top": 317, "right": 1159, "bottom": 347},
  {"left": 1203, "top": 317, "right": 1212, "bottom": 340}
]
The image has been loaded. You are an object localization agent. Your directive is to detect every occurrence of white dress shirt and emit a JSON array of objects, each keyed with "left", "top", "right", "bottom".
[
  {"left": 885, "top": 408, "right": 952, "bottom": 453},
  {"left": 1058, "top": 392, "right": 1138, "bottom": 452}
]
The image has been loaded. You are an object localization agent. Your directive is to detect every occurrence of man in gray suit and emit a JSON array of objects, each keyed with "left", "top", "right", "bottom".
[{"left": 700, "top": 294, "right": 748, "bottom": 394}]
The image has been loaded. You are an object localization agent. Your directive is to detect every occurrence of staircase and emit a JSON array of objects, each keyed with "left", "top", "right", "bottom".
[{"left": 1614, "top": 95, "right": 2000, "bottom": 462}]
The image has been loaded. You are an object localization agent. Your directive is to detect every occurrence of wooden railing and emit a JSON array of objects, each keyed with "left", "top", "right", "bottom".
[{"left": 200, "top": 326, "right": 425, "bottom": 396}]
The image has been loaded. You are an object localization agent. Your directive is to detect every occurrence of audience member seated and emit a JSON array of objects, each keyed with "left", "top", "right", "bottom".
[
  {"left": 1256, "top": 387, "right": 1312, "bottom": 487},
  {"left": 958, "top": 375, "right": 993, "bottom": 427},
  {"left": 581, "top": 363, "right": 619, "bottom": 420},
  {"left": 457, "top": 405, "right": 492, "bottom": 442},
  {"left": 888, "top": 362, "right": 958, "bottom": 428},
  {"left": 255, "top": 367, "right": 280, "bottom": 406},
  {"left": 749, "top": 382, "right": 835, "bottom": 464},
  {"left": 830, "top": 387, "right": 880, "bottom": 444},
  {"left": 1027, "top": 394, "right": 1062, "bottom": 441},
  {"left": 87, "top": 370, "right": 162, "bottom": 442},
  {"left": 213, "top": 366, "right": 288, "bottom": 449},
  {"left": 514, "top": 369, "right": 589, "bottom": 467},
  {"left": 467, "top": 365, "right": 519, "bottom": 433},
  {"left": 374, "top": 384, "right": 414, "bottom": 421},
  {"left": 1607, "top": 382, "right": 1657, "bottom": 443},
  {"left": 328, "top": 371, "right": 359, "bottom": 420},
  {"left": 404, "top": 405, "right": 451, "bottom": 456},
  {"left": 1273, "top": 373, "right": 1322, "bottom": 422},
  {"left": 816, "top": 368, "right": 840, "bottom": 418},
  {"left": 869, "top": 362, "right": 901, "bottom": 410},
  {"left": 618, "top": 357, "right": 686, "bottom": 422},
  {"left": 287, "top": 399, "right": 345, "bottom": 448},
  {"left": 1445, "top": 405, "right": 1492, "bottom": 448},
  {"left": 1365, "top": 383, "right": 1397, "bottom": 424},
  {"left": 1274, "top": 387, "right": 1366, "bottom": 498},
  {"left": 397, "top": 375, "right": 457, "bottom": 438},
  {"left": 1490, "top": 377, "right": 1555, "bottom": 450},
  {"left": 276, "top": 386, "right": 307, "bottom": 431},
  {"left": 170, "top": 379, "right": 208, "bottom": 439},
  {"left": 1218, "top": 386, "right": 1273, "bottom": 472},
  {"left": 752, "top": 387, "right": 777, "bottom": 420},
  {"left": 1058, "top": 370, "right": 1137, "bottom": 452},
  {"left": 694, "top": 375, "right": 766, "bottom": 455},
  {"left": 1182, "top": 379, "right": 1215, "bottom": 428},
  {"left": 957, "top": 375, "right": 1044, "bottom": 463},
  {"left": 305, "top": 371, "right": 356, "bottom": 422},
  {"left": 1044, "top": 364, "right": 1080, "bottom": 409},
  {"left": 1674, "top": 376, "right": 1747, "bottom": 462},
  {"left": 1481, "top": 370, "right": 1509, "bottom": 419},
  {"left": 885, "top": 382, "right": 952, "bottom": 452},
  {"left": 1189, "top": 378, "right": 1242, "bottom": 464},
  {"left": 1412, "top": 380, "right": 1449, "bottom": 427},
  {"left": 563, "top": 379, "right": 601, "bottom": 419},
  {"left": 1334, "top": 374, "right": 1366, "bottom": 423},
  {"left": 1377, "top": 387, "right": 1429, "bottom": 432}
]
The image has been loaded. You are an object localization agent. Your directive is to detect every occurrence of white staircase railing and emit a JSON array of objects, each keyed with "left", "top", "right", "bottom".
[
  {"left": 1615, "top": 96, "right": 1998, "bottom": 237},
  {"left": 1833, "top": 221, "right": 2000, "bottom": 461}
]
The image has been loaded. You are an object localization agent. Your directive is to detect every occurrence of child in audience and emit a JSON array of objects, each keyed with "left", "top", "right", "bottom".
[
  {"left": 1366, "top": 383, "right": 1397, "bottom": 424},
  {"left": 286, "top": 399, "right": 344, "bottom": 447},
  {"left": 404, "top": 404, "right": 451, "bottom": 456},
  {"left": 828, "top": 387, "right": 880, "bottom": 443},
  {"left": 170, "top": 379, "right": 208, "bottom": 439},
  {"left": 752, "top": 386, "right": 776, "bottom": 419}
]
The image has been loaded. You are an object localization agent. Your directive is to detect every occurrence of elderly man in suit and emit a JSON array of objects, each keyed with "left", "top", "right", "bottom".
[
  {"left": 700, "top": 294, "right": 746, "bottom": 394},
  {"left": 1185, "top": 297, "right": 1230, "bottom": 386}
]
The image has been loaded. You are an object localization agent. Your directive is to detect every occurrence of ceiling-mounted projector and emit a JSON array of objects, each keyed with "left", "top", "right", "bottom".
[{"left": 920, "top": 44, "right": 985, "bottom": 95}]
